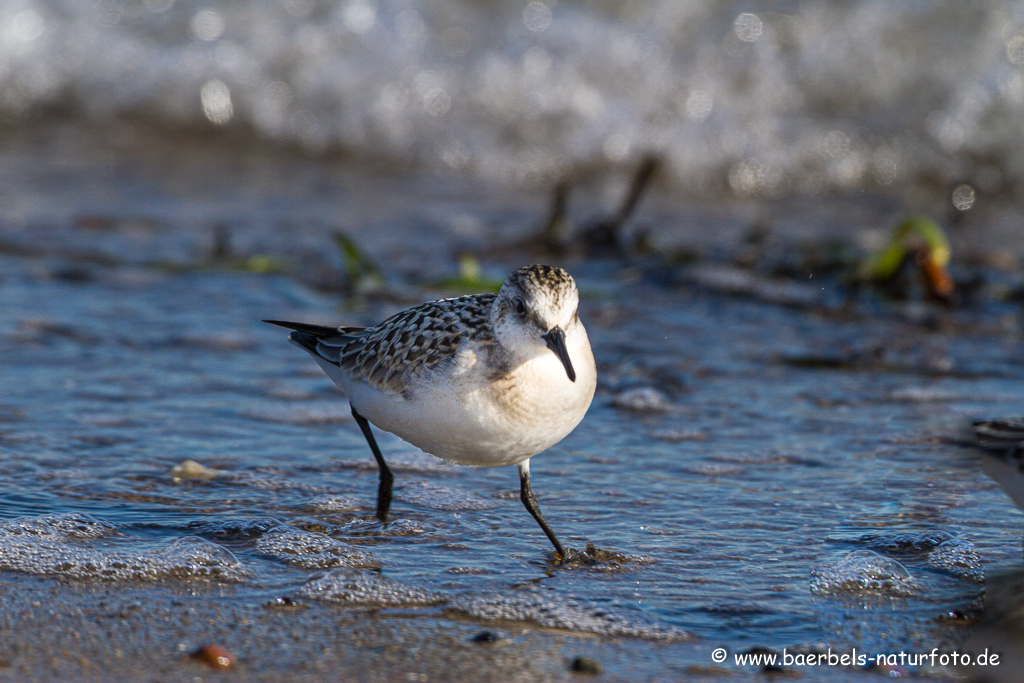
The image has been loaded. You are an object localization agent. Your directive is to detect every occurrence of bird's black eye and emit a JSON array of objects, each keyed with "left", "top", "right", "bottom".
[{"left": 514, "top": 298, "right": 527, "bottom": 316}]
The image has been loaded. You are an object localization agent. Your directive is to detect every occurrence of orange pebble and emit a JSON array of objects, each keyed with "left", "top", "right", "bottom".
[{"left": 190, "top": 644, "right": 235, "bottom": 669}]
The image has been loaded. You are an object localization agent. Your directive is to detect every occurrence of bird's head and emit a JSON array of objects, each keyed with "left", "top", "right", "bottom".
[{"left": 492, "top": 264, "right": 580, "bottom": 381}]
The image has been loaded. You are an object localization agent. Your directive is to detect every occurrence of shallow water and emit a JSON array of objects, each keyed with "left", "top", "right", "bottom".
[
  {"left": 2, "top": 134, "right": 1024, "bottom": 681},
  {"left": 4, "top": 1, "right": 1024, "bottom": 677}
]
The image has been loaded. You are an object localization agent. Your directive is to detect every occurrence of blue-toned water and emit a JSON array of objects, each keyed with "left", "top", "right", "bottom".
[
  {"left": 2, "top": 1, "right": 1024, "bottom": 679},
  {"left": 1, "top": 178, "right": 1022, "bottom": 678}
]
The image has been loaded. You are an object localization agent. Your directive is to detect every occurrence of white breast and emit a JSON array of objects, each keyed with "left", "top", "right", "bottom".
[{"left": 321, "top": 325, "right": 597, "bottom": 468}]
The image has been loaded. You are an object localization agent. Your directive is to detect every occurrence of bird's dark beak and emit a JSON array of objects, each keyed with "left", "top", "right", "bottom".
[{"left": 542, "top": 327, "right": 576, "bottom": 382}]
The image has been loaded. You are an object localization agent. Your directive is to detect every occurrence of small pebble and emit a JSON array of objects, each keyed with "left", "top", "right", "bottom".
[
  {"left": 937, "top": 609, "right": 971, "bottom": 621},
  {"left": 191, "top": 644, "right": 235, "bottom": 669},
  {"left": 170, "top": 460, "right": 227, "bottom": 480},
  {"left": 262, "top": 596, "right": 307, "bottom": 610},
  {"left": 570, "top": 656, "right": 602, "bottom": 674},
  {"left": 470, "top": 630, "right": 499, "bottom": 643}
]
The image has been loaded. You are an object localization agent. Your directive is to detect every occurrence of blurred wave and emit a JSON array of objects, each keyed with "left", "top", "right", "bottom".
[{"left": 2, "top": 0, "right": 1022, "bottom": 198}]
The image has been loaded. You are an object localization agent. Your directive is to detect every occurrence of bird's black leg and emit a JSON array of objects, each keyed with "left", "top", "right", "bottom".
[
  {"left": 351, "top": 407, "right": 394, "bottom": 523},
  {"left": 517, "top": 460, "right": 566, "bottom": 560}
]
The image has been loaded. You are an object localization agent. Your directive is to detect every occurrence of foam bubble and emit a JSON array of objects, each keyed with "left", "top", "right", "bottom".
[
  {"left": 852, "top": 530, "right": 984, "bottom": 583},
  {"left": 296, "top": 568, "right": 445, "bottom": 606},
  {"left": 0, "top": 515, "right": 248, "bottom": 582},
  {"left": 927, "top": 539, "right": 984, "bottom": 583},
  {"left": 254, "top": 525, "right": 381, "bottom": 570},
  {"left": 155, "top": 536, "right": 248, "bottom": 580},
  {"left": 449, "top": 591, "right": 691, "bottom": 641},
  {"left": 36, "top": 512, "right": 118, "bottom": 539},
  {"left": 811, "top": 550, "right": 921, "bottom": 596}
]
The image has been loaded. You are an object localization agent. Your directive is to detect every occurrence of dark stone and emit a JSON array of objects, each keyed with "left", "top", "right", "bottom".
[{"left": 570, "top": 657, "right": 602, "bottom": 674}]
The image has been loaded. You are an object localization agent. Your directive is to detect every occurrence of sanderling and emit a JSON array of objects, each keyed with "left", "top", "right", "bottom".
[
  {"left": 264, "top": 264, "right": 596, "bottom": 559},
  {"left": 973, "top": 417, "right": 1024, "bottom": 511}
]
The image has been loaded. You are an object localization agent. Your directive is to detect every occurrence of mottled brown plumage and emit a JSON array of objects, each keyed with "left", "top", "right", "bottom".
[{"left": 310, "top": 294, "right": 500, "bottom": 396}]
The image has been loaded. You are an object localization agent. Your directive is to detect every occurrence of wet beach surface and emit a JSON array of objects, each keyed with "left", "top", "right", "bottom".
[{"left": 1, "top": 127, "right": 1023, "bottom": 682}]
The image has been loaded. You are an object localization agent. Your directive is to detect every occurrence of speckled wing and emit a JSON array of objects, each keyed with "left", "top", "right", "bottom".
[
  {"left": 333, "top": 294, "right": 498, "bottom": 395},
  {"left": 270, "top": 294, "right": 498, "bottom": 397}
]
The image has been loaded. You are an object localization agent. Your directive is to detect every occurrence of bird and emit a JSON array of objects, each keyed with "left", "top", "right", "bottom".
[
  {"left": 964, "top": 417, "right": 1024, "bottom": 682},
  {"left": 971, "top": 416, "right": 1024, "bottom": 512},
  {"left": 263, "top": 264, "right": 597, "bottom": 560}
]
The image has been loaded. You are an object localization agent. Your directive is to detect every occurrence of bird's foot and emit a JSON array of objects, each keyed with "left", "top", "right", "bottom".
[{"left": 552, "top": 542, "right": 632, "bottom": 568}]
